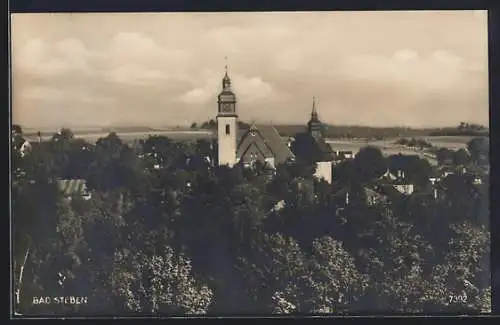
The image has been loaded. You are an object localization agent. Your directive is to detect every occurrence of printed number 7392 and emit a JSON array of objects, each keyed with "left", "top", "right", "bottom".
[{"left": 449, "top": 294, "right": 468, "bottom": 304}]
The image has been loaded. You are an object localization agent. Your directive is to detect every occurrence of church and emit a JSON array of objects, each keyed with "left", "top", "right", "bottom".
[{"left": 215, "top": 67, "right": 334, "bottom": 183}]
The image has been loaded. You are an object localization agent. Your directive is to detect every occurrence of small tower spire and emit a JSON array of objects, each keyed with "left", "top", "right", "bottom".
[
  {"left": 224, "top": 56, "right": 228, "bottom": 76},
  {"left": 311, "top": 96, "right": 318, "bottom": 120},
  {"left": 222, "top": 56, "right": 231, "bottom": 90}
]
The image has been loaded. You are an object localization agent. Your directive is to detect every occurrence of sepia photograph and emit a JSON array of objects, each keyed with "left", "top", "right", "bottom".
[{"left": 10, "top": 10, "right": 491, "bottom": 316}]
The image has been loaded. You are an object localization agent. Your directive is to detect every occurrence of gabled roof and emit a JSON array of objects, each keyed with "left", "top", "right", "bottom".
[
  {"left": 237, "top": 125, "right": 294, "bottom": 164},
  {"left": 57, "top": 179, "right": 89, "bottom": 196},
  {"left": 314, "top": 138, "right": 334, "bottom": 161},
  {"left": 237, "top": 128, "right": 274, "bottom": 161},
  {"left": 378, "top": 169, "right": 398, "bottom": 181}
]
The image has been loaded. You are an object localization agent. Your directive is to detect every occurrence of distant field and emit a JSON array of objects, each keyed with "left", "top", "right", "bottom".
[
  {"left": 23, "top": 129, "right": 483, "bottom": 167},
  {"left": 273, "top": 124, "right": 488, "bottom": 140},
  {"left": 24, "top": 130, "right": 215, "bottom": 143},
  {"left": 323, "top": 136, "right": 481, "bottom": 166},
  {"left": 23, "top": 128, "right": 479, "bottom": 155}
]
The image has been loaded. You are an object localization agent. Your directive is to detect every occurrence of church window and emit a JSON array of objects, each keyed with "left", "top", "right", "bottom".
[{"left": 225, "top": 124, "right": 230, "bottom": 135}]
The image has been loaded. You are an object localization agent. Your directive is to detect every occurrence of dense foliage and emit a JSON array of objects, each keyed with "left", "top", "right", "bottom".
[{"left": 12, "top": 125, "right": 490, "bottom": 315}]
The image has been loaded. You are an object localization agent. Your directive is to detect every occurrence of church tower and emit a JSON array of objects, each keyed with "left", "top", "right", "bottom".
[
  {"left": 307, "top": 97, "right": 325, "bottom": 140},
  {"left": 216, "top": 63, "right": 238, "bottom": 167}
]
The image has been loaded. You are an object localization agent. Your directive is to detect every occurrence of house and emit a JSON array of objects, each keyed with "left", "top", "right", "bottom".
[
  {"left": 331, "top": 183, "right": 395, "bottom": 208},
  {"left": 19, "top": 140, "right": 32, "bottom": 157},
  {"left": 57, "top": 179, "right": 92, "bottom": 200},
  {"left": 428, "top": 169, "right": 441, "bottom": 185},
  {"left": 363, "top": 186, "right": 388, "bottom": 206},
  {"left": 377, "top": 169, "right": 414, "bottom": 195},
  {"left": 420, "top": 181, "right": 446, "bottom": 200},
  {"left": 334, "top": 150, "right": 354, "bottom": 163},
  {"left": 440, "top": 166, "right": 456, "bottom": 178}
]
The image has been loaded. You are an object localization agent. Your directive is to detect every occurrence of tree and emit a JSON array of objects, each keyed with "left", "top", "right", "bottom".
[
  {"left": 308, "top": 236, "right": 369, "bottom": 313},
  {"left": 13, "top": 178, "right": 95, "bottom": 315},
  {"left": 111, "top": 246, "right": 214, "bottom": 314},
  {"left": 423, "top": 222, "right": 490, "bottom": 312},
  {"left": 333, "top": 159, "right": 358, "bottom": 186},
  {"left": 95, "top": 132, "right": 123, "bottom": 158},
  {"left": 436, "top": 148, "right": 454, "bottom": 166},
  {"left": 237, "top": 233, "right": 311, "bottom": 313},
  {"left": 389, "top": 154, "right": 433, "bottom": 188},
  {"left": 52, "top": 128, "right": 74, "bottom": 143},
  {"left": 12, "top": 124, "right": 23, "bottom": 136},
  {"left": 467, "top": 137, "right": 489, "bottom": 166},
  {"left": 290, "top": 132, "right": 329, "bottom": 165},
  {"left": 353, "top": 146, "right": 388, "bottom": 182},
  {"left": 452, "top": 148, "right": 471, "bottom": 167},
  {"left": 190, "top": 122, "right": 197, "bottom": 129},
  {"left": 238, "top": 234, "right": 369, "bottom": 314}
]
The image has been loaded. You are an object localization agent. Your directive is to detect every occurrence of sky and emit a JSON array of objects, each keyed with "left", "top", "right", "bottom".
[{"left": 11, "top": 11, "right": 489, "bottom": 129}]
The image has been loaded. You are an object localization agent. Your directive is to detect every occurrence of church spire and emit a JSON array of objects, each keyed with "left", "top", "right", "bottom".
[
  {"left": 307, "top": 96, "right": 324, "bottom": 139},
  {"left": 311, "top": 96, "right": 319, "bottom": 120}
]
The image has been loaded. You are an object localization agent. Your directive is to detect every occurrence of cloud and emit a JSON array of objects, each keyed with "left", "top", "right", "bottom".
[
  {"left": 11, "top": 12, "right": 488, "bottom": 128},
  {"left": 104, "top": 32, "right": 190, "bottom": 68},
  {"left": 21, "top": 86, "right": 114, "bottom": 104},
  {"left": 104, "top": 65, "right": 170, "bottom": 85},
  {"left": 178, "top": 88, "right": 209, "bottom": 105},
  {"left": 339, "top": 49, "right": 477, "bottom": 91},
  {"left": 14, "top": 38, "right": 94, "bottom": 76},
  {"left": 177, "top": 72, "right": 274, "bottom": 106}
]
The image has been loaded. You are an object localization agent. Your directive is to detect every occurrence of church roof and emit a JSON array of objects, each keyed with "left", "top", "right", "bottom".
[
  {"left": 236, "top": 125, "right": 295, "bottom": 165},
  {"left": 314, "top": 138, "right": 334, "bottom": 161},
  {"left": 291, "top": 132, "right": 334, "bottom": 163}
]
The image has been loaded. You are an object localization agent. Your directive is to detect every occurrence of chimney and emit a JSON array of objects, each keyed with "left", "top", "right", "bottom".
[{"left": 37, "top": 131, "right": 42, "bottom": 143}]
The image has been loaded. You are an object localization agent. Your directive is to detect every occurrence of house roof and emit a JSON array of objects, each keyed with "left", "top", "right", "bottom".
[
  {"left": 429, "top": 169, "right": 441, "bottom": 178},
  {"left": 363, "top": 186, "right": 383, "bottom": 199},
  {"left": 314, "top": 138, "right": 334, "bottom": 161},
  {"left": 57, "top": 179, "right": 89, "bottom": 196},
  {"left": 237, "top": 125, "right": 295, "bottom": 165},
  {"left": 374, "top": 184, "right": 405, "bottom": 198},
  {"left": 290, "top": 132, "right": 334, "bottom": 163},
  {"left": 378, "top": 169, "right": 398, "bottom": 181}
]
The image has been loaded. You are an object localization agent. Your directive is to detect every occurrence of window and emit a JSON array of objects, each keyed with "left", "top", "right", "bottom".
[{"left": 225, "top": 124, "right": 230, "bottom": 135}]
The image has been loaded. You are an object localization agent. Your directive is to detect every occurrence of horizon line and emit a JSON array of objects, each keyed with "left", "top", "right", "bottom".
[{"left": 16, "top": 122, "right": 489, "bottom": 131}]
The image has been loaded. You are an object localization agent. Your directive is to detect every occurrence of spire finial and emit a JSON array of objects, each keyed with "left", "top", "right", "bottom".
[
  {"left": 224, "top": 56, "right": 228, "bottom": 76},
  {"left": 311, "top": 96, "right": 318, "bottom": 118}
]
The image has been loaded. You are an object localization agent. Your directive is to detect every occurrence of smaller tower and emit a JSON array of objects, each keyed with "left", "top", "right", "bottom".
[{"left": 307, "top": 97, "right": 325, "bottom": 140}]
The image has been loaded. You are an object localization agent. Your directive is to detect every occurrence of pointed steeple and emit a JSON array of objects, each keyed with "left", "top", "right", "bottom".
[
  {"left": 311, "top": 96, "right": 318, "bottom": 120},
  {"left": 307, "top": 96, "right": 324, "bottom": 139}
]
